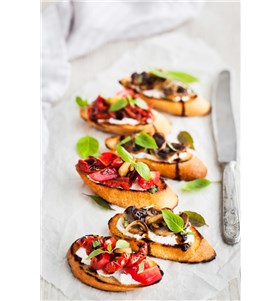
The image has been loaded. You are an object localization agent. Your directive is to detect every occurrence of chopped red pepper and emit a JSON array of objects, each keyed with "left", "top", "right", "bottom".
[
  {"left": 102, "top": 177, "right": 131, "bottom": 190},
  {"left": 88, "top": 167, "right": 118, "bottom": 182},
  {"left": 98, "top": 152, "right": 123, "bottom": 167}
]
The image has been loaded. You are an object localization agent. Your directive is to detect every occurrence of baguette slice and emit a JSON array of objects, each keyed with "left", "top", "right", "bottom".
[
  {"left": 80, "top": 107, "right": 171, "bottom": 135},
  {"left": 67, "top": 236, "right": 163, "bottom": 291},
  {"left": 108, "top": 213, "right": 216, "bottom": 263},
  {"left": 105, "top": 135, "right": 207, "bottom": 181},
  {"left": 76, "top": 166, "right": 178, "bottom": 209},
  {"left": 120, "top": 77, "right": 211, "bottom": 117}
]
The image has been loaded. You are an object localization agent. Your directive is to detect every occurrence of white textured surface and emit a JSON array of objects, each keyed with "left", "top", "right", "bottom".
[{"left": 41, "top": 2, "right": 240, "bottom": 300}]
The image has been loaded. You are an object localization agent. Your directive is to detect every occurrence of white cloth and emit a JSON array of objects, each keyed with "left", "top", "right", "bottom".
[
  {"left": 42, "top": 1, "right": 202, "bottom": 104},
  {"left": 42, "top": 31, "right": 240, "bottom": 300}
]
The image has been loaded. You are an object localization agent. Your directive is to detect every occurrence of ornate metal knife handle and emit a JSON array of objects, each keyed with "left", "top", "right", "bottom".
[{"left": 222, "top": 162, "right": 240, "bottom": 245}]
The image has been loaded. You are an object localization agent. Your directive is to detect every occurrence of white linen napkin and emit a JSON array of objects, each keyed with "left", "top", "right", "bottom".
[{"left": 42, "top": 1, "right": 202, "bottom": 104}]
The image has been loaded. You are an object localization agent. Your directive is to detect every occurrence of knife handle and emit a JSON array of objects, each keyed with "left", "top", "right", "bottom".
[{"left": 222, "top": 162, "right": 240, "bottom": 245}]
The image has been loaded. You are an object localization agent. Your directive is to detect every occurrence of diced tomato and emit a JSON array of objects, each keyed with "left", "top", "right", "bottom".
[
  {"left": 77, "top": 236, "right": 95, "bottom": 255},
  {"left": 102, "top": 177, "right": 131, "bottom": 190},
  {"left": 103, "top": 237, "right": 116, "bottom": 250},
  {"left": 90, "top": 253, "right": 111, "bottom": 271},
  {"left": 137, "top": 171, "right": 160, "bottom": 189},
  {"left": 77, "top": 160, "right": 92, "bottom": 173},
  {"left": 98, "top": 152, "right": 120, "bottom": 167},
  {"left": 116, "top": 89, "right": 134, "bottom": 97},
  {"left": 88, "top": 167, "right": 118, "bottom": 182},
  {"left": 124, "top": 259, "right": 162, "bottom": 285}
]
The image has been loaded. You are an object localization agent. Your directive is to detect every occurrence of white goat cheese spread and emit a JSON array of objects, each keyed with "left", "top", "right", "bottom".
[
  {"left": 143, "top": 89, "right": 165, "bottom": 99},
  {"left": 134, "top": 151, "right": 190, "bottom": 163}
]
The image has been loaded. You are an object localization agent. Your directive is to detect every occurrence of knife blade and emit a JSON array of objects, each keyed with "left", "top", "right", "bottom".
[{"left": 212, "top": 70, "right": 240, "bottom": 245}]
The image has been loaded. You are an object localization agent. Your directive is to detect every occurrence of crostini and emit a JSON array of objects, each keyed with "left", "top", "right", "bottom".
[
  {"left": 67, "top": 235, "right": 163, "bottom": 291},
  {"left": 119, "top": 70, "right": 211, "bottom": 116},
  {"left": 76, "top": 151, "right": 178, "bottom": 209},
  {"left": 105, "top": 131, "right": 207, "bottom": 181},
  {"left": 108, "top": 206, "right": 216, "bottom": 263},
  {"left": 78, "top": 90, "right": 171, "bottom": 135}
]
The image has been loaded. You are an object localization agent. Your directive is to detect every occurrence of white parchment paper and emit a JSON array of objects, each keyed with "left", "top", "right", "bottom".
[{"left": 42, "top": 32, "right": 240, "bottom": 300}]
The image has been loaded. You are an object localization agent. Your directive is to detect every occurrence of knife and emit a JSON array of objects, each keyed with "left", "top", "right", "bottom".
[{"left": 212, "top": 70, "right": 240, "bottom": 245}]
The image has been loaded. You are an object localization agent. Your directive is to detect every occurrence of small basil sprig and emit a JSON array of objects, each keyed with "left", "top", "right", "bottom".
[
  {"left": 162, "top": 210, "right": 207, "bottom": 233},
  {"left": 109, "top": 98, "right": 127, "bottom": 112},
  {"left": 162, "top": 210, "right": 186, "bottom": 233},
  {"left": 86, "top": 239, "right": 130, "bottom": 260},
  {"left": 76, "top": 136, "right": 100, "bottom": 159},
  {"left": 150, "top": 69, "right": 199, "bottom": 84},
  {"left": 116, "top": 145, "right": 151, "bottom": 180},
  {"left": 135, "top": 132, "right": 157, "bottom": 149},
  {"left": 177, "top": 131, "right": 195, "bottom": 150},
  {"left": 119, "top": 136, "right": 132, "bottom": 146},
  {"left": 83, "top": 194, "right": 115, "bottom": 210},
  {"left": 182, "top": 179, "right": 212, "bottom": 192},
  {"left": 76, "top": 96, "right": 88, "bottom": 107},
  {"left": 109, "top": 96, "right": 149, "bottom": 112},
  {"left": 184, "top": 211, "right": 207, "bottom": 227}
]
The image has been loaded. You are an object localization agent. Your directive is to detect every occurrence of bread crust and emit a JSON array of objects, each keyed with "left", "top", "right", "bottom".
[
  {"left": 67, "top": 237, "right": 162, "bottom": 291},
  {"left": 119, "top": 78, "right": 211, "bottom": 117},
  {"left": 76, "top": 167, "right": 178, "bottom": 209},
  {"left": 108, "top": 214, "right": 216, "bottom": 263},
  {"left": 80, "top": 107, "right": 171, "bottom": 135},
  {"left": 105, "top": 135, "right": 207, "bottom": 181}
]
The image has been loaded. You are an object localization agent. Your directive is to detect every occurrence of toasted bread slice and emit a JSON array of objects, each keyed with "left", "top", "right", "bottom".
[
  {"left": 105, "top": 135, "right": 207, "bottom": 181},
  {"left": 76, "top": 167, "right": 178, "bottom": 209},
  {"left": 80, "top": 107, "right": 171, "bottom": 135},
  {"left": 120, "top": 78, "right": 211, "bottom": 117},
  {"left": 67, "top": 236, "right": 162, "bottom": 291},
  {"left": 108, "top": 214, "right": 216, "bottom": 263}
]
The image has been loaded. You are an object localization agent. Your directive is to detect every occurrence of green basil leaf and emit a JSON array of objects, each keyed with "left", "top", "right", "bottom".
[
  {"left": 177, "top": 131, "right": 195, "bottom": 150},
  {"left": 119, "top": 136, "right": 132, "bottom": 146},
  {"left": 83, "top": 194, "right": 115, "bottom": 210},
  {"left": 76, "top": 96, "right": 88, "bottom": 107},
  {"left": 115, "top": 239, "right": 130, "bottom": 249},
  {"left": 182, "top": 179, "right": 212, "bottom": 192},
  {"left": 162, "top": 210, "right": 184, "bottom": 233},
  {"left": 150, "top": 69, "right": 199, "bottom": 84},
  {"left": 134, "top": 98, "right": 148, "bottom": 110},
  {"left": 138, "top": 261, "right": 145, "bottom": 274},
  {"left": 116, "top": 145, "right": 134, "bottom": 163},
  {"left": 184, "top": 211, "right": 207, "bottom": 227},
  {"left": 109, "top": 98, "right": 128, "bottom": 112},
  {"left": 86, "top": 248, "right": 104, "bottom": 260},
  {"left": 92, "top": 240, "right": 100, "bottom": 248},
  {"left": 123, "top": 216, "right": 129, "bottom": 227},
  {"left": 148, "top": 186, "right": 158, "bottom": 194},
  {"left": 134, "top": 162, "right": 151, "bottom": 181},
  {"left": 107, "top": 244, "right": 112, "bottom": 253},
  {"left": 135, "top": 132, "right": 157, "bottom": 149},
  {"left": 76, "top": 136, "right": 99, "bottom": 159},
  {"left": 127, "top": 95, "right": 136, "bottom": 106}
]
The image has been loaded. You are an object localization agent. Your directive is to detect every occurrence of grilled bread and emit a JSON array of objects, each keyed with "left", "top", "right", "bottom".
[
  {"left": 80, "top": 106, "right": 171, "bottom": 135},
  {"left": 76, "top": 166, "right": 178, "bottom": 209},
  {"left": 119, "top": 74, "right": 211, "bottom": 117},
  {"left": 67, "top": 235, "right": 163, "bottom": 291},
  {"left": 108, "top": 210, "right": 216, "bottom": 263},
  {"left": 105, "top": 134, "right": 207, "bottom": 181}
]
